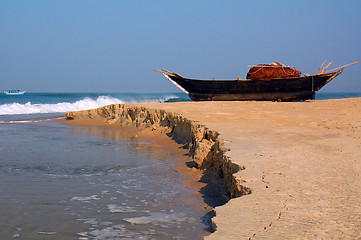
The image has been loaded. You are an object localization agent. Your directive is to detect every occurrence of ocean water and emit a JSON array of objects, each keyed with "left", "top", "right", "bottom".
[
  {"left": 0, "top": 92, "right": 191, "bottom": 117},
  {"left": 315, "top": 92, "right": 361, "bottom": 100},
  {"left": 0, "top": 93, "right": 217, "bottom": 240},
  {"left": 0, "top": 92, "right": 360, "bottom": 239}
]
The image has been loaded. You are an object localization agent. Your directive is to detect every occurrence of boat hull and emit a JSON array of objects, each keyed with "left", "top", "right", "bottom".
[
  {"left": 164, "top": 69, "right": 343, "bottom": 101},
  {"left": 189, "top": 91, "right": 315, "bottom": 101}
]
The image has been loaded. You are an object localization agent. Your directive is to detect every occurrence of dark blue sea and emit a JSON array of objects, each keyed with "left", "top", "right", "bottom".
[{"left": 0, "top": 92, "right": 360, "bottom": 239}]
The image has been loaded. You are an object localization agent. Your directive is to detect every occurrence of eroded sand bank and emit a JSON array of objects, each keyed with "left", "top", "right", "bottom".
[{"left": 65, "top": 98, "right": 361, "bottom": 239}]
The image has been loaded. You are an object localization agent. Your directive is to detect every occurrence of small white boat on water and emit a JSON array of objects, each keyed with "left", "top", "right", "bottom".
[{"left": 4, "top": 89, "right": 25, "bottom": 95}]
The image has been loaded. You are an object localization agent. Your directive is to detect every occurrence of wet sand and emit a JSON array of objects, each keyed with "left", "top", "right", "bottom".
[
  {"left": 60, "top": 118, "right": 210, "bottom": 209},
  {"left": 60, "top": 118, "right": 216, "bottom": 236},
  {"left": 64, "top": 98, "right": 361, "bottom": 239}
]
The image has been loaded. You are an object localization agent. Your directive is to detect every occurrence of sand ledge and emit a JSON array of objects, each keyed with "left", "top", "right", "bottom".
[{"left": 65, "top": 104, "right": 251, "bottom": 201}]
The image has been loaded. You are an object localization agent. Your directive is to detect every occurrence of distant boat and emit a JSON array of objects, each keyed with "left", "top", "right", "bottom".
[{"left": 4, "top": 89, "right": 25, "bottom": 95}]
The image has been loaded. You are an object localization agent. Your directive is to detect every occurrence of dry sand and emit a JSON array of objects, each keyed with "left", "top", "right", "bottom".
[{"left": 65, "top": 98, "right": 361, "bottom": 239}]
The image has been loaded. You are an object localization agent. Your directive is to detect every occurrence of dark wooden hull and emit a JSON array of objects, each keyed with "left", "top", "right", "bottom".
[{"left": 163, "top": 69, "right": 343, "bottom": 101}]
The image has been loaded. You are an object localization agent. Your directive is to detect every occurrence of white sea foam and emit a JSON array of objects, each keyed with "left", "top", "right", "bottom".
[
  {"left": 0, "top": 117, "right": 64, "bottom": 124},
  {"left": 71, "top": 195, "right": 100, "bottom": 201},
  {"left": 124, "top": 212, "right": 189, "bottom": 225},
  {"left": 107, "top": 204, "right": 137, "bottom": 213},
  {"left": 38, "top": 231, "right": 57, "bottom": 235},
  {"left": 77, "top": 224, "right": 136, "bottom": 240},
  {"left": 77, "top": 218, "right": 99, "bottom": 225},
  {"left": 0, "top": 96, "right": 124, "bottom": 115}
]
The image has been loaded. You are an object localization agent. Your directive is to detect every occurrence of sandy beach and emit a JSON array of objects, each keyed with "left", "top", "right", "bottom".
[{"left": 65, "top": 98, "right": 361, "bottom": 239}]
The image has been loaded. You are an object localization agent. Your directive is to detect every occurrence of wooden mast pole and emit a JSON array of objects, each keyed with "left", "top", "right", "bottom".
[
  {"left": 315, "top": 60, "right": 326, "bottom": 75},
  {"left": 319, "top": 61, "right": 332, "bottom": 75},
  {"left": 323, "top": 61, "right": 359, "bottom": 74}
]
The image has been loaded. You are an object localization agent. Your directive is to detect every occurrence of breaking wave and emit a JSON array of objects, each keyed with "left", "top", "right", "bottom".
[{"left": 0, "top": 95, "right": 180, "bottom": 115}]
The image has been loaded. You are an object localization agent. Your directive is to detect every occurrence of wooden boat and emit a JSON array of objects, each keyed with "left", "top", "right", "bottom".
[
  {"left": 154, "top": 68, "right": 343, "bottom": 101},
  {"left": 4, "top": 89, "right": 25, "bottom": 95}
]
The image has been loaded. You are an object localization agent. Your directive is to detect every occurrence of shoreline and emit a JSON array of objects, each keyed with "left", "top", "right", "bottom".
[
  {"left": 58, "top": 118, "right": 219, "bottom": 237},
  {"left": 63, "top": 98, "right": 361, "bottom": 239},
  {"left": 59, "top": 118, "right": 216, "bottom": 206}
]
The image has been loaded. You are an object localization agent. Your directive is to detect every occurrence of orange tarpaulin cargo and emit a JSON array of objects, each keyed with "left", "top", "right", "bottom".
[{"left": 247, "top": 62, "right": 301, "bottom": 81}]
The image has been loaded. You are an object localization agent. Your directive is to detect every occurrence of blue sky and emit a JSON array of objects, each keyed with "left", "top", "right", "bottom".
[{"left": 1, "top": 0, "right": 360, "bottom": 92}]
